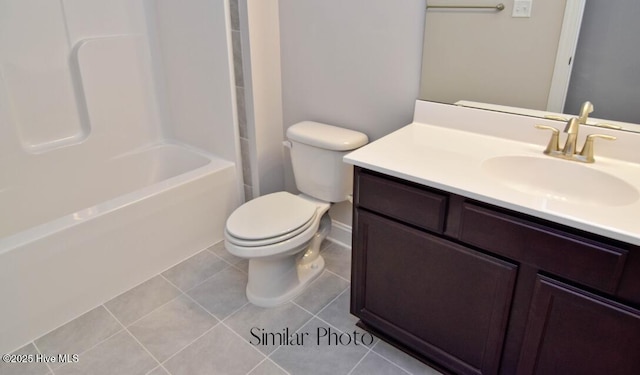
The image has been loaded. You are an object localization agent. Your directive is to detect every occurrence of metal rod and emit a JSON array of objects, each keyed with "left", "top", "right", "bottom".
[{"left": 426, "top": 3, "right": 505, "bottom": 11}]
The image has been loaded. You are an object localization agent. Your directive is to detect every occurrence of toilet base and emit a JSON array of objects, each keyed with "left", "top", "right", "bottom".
[
  {"left": 242, "top": 212, "right": 331, "bottom": 307},
  {"left": 246, "top": 255, "right": 325, "bottom": 307}
]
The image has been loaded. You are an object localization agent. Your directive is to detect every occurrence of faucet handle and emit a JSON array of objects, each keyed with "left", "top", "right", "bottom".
[
  {"left": 535, "top": 125, "right": 560, "bottom": 154},
  {"left": 579, "top": 134, "right": 616, "bottom": 163}
]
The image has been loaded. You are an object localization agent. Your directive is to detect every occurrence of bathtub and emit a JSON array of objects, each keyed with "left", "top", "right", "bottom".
[{"left": 0, "top": 143, "right": 240, "bottom": 353}]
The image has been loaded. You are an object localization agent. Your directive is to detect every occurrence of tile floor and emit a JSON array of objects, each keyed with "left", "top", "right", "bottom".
[{"left": 1, "top": 241, "right": 442, "bottom": 375}]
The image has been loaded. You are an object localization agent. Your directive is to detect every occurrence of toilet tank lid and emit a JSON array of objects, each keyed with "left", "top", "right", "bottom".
[{"left": 286, "top": 121, "right": 368, "bottom": 151}]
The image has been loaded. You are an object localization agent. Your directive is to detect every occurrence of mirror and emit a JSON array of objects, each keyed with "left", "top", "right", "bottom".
[{"left": 419, "top": 0, "right": 640, "bottom": 132}]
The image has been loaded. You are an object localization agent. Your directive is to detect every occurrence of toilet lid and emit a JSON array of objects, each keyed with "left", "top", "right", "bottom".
[{"left": 226, "top": 192, "right": 318, "bottom": 241}]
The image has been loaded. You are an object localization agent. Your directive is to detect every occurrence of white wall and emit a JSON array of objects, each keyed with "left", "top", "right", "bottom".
[{"left": 148, "top": 0, "right": 239, "bottom": 162}]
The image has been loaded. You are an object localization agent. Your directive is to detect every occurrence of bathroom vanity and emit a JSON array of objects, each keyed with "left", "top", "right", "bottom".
[{"left": 345, "top": 101, "right": 640, "bottom": 375}]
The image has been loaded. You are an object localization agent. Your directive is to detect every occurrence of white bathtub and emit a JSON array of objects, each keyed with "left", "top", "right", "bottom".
[{"left": 0, "top": 143, "right": 240, "bottom": 353}]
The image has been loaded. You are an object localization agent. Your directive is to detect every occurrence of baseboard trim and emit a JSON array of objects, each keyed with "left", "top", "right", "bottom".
[{"left": 327, "top": 220, "right": 352, "bottom": 248}]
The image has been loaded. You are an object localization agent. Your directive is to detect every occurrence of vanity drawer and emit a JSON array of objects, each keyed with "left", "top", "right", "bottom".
[
  {"left": 459, "top": 203, "right": 628, "bottom": 294},
  {"left": 356, "top": 171, "right": 447, "bottom": 233}
]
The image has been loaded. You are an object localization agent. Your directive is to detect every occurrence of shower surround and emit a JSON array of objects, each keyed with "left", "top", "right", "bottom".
[{"left": 0, "top": 0, "right": 241, "bottom": 353}]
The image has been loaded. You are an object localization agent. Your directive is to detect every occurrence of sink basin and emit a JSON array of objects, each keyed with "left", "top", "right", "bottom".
[{"left": 482, "top": 156, "right": 639, "bottom": 206}]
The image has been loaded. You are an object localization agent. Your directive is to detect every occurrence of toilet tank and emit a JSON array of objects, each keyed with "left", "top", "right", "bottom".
[{"left": 286, "top": 121, "right": 368, "bottom": 202}]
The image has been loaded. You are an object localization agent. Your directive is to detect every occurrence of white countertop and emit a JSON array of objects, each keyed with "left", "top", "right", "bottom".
[{"left": 344, "top": 101, "right": 640, "bottom": 245}]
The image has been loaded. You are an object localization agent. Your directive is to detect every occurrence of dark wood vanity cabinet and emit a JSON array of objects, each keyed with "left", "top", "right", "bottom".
[
  {"left": 354, "top": 210, "right": 517, "bottom": 375},
  {"left": 350, "top": 167, "right": 640, "bottom": 375},
  {"left": 517, "top": 276, "right": 640, "bottom": 375}
]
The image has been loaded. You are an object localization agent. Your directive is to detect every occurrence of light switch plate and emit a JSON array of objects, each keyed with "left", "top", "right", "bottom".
[{"left": 512, "top": 0, "right": 532, "bottom": 18}]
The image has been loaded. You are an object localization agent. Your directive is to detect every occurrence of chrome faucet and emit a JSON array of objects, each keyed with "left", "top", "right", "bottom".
[{"left": 535, "top": 101, "right": 616, "bottom": 163}]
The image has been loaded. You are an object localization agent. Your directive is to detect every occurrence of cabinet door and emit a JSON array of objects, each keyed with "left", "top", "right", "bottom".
[
  {"left": 352, "top": 210, "right": 517, "bottom": 375},
  {"left": 517, "top": 276, "right": 640, "bottom": 375}
]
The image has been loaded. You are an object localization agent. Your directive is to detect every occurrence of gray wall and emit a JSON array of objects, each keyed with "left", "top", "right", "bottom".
[
  {"left": 278, "top": 0, "right": 426, "bottom": 142},
  {"left": 279, "top": 0, "right": 426, "bottom": 199},
  {"left": 277, "top": 0, "right": 426, "bottom": 226},
  {"left": 565, "top": 0, "right": 640, "bottom": 123}
]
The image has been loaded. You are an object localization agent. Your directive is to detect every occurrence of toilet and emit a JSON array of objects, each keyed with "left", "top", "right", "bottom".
[{"left": 224, "top": 121, "right": 368, "bottom": 307}]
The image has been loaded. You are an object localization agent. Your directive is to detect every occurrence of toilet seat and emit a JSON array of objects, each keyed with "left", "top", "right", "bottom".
[{"left": 225, "top": 192, "right": 319, "bottom": 247}]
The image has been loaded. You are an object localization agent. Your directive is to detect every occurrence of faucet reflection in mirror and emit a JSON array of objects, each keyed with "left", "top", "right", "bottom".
[{"left": 535, "top": 101, "right": 616, "bottom": 163}]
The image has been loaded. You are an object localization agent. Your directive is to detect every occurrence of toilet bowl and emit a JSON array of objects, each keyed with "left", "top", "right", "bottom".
[
  {"left": 225, "top": 192, "right": 331, "bottom": 307},
  {"left": 224, "top": 121, "right": 368, "bottom": 307}
]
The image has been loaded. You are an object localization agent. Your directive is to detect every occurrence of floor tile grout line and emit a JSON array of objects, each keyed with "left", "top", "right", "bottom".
[
  {"left": 160, "top": 243, "right": 240, "bottom": 295},
  {"left": 131, "top": 242, "right": 227, "bottom": 294},
  {"left": 312, "top": 286, "right": 350, "bottom": 317},
  {"left": 159, "top": 273, "right": 232, "bottom": 323},
  {"left": 42, "top": 308, "right": 128, "bottom": 374},
  {"left": 243, "top": 356, "right": 291, "bottom": 375},
  {"left": 344, "top": 332, "right": 427, "bottom": 375},
  {"left": 44, "top": 239, "right": 427, "bottom": 375},
  {"left": 258, "top": 358, "right": 291, "bottom": 375},
  {"left": 220, "top": 300, "right": 251, "bottom": 324},
  {"left": 30, "top": 245, "right": 229, "bottom": 375},
  {"left": 229, "top": 261, "right": 249, "bottom": 275},
  {"left": 323, "top": 267, "right": 351, "bottom": 283},
  {"left": 156, "top": 274, "right": 226, "bottom": 365},
  {"left": 206, "top": 243, "right": 248, "bottom": 274},
  {"left": 168, "top": 255, "right": 235, "bottom": 293},
  {"left": 291, "top": 301, "right": 359, "bottom": 340},
  {"left": 105, "top": 288, "right": 183, "bottom": 330},
  {"left": 291, "top": 287, "right": 424, "bottom": 375},
  {"left": 23, "top": 303, "right": 122, "bottom": 366},
  {"left": 30, "top": 340, "right": 55, "bottom": 375},
  {"left": 346, "top": 347, "right": 374, "bottom": 375},
  {"left": 290, "top": 280, "right": 350, "bottom": 325},
  {"left": 220, "top": 320, "right": 273, "bottom": 360},
  {"left": 257, "top": 303, "right": 314, "bottom": 363},
  {"left": 46, "top": 328, "right": 125, "bottom": 374},
  {"left": 24, "top": 243, "right": 338, "bottom": 369},
  {"left": 172, "top": 252, "right": 246, "bottom": 297},
  {"left": 144, "top": 366, "right": 165, "bottom": 375},
  {"left": 220, "top": 323, "right": 294, "bottom": 375},
  {"left": 94, "top": 247, "right": 423, "bottom": 374},
  {"left": 267, "top": 298, "right": 371, "bottom": 375},
  {"left": 368, "top": 350, "right": 413, "bottom": 375},
  {"left": 157, "top": 324, "right": 219, "bottom": 368},
  {"left": 25, "top": 240, "right": 349, "bottom": 375},
  {"left": 103, "top": 303, "right": 170, "bottom": 374},
  {"left": 107, "top": 274, "right": 260, "bottom": 375},
  {"left": 205, "top": 247, "right": 235, "bottom": 266},
  {"left": 244, "top": 357, "right": 270, "bottom": 375},
  {"left": 187, "top": 245, "right": 351, "bottom": 372},
  {"left": 158, "top": 274, "right": 273, "bottom": 367},
  {"left": 208, "top": 293, "right": 311, "bottom": 374},
  {"left": 101, "top": 247, "right": 228, "bottom": 330},
  {"left": 359, "top": 333, "right": 428, "bottom": 375},
  {"left": 243, "top": 288, "right": 336, "bottom": 363}
]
